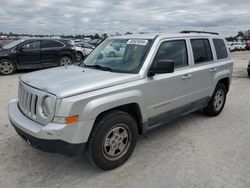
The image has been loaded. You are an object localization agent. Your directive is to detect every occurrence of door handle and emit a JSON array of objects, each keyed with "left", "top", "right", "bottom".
[
  {"left": 182, "top": 74, "right": 192, "bottom": 80},
  {"left": 209, "top": 68, "right": 217, "bottom": 72}
]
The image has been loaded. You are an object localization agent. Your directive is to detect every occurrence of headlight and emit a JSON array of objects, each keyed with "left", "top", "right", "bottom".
[{"left": 41, "top": 96, "right": 53, "bottom": 117}]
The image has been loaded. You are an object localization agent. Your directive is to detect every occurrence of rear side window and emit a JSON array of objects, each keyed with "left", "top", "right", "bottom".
[
  {"left": 191, "top": 39, "right": 213, "bottom": 64},
  {"left": 154, "top": 40, "right": 188, "bottom": 69},
  {"left": 213, "top": 39, "right": 228, "bottom": 59},
  {"left": 41, "top": 40, "right": 64, "bottom": 48}
]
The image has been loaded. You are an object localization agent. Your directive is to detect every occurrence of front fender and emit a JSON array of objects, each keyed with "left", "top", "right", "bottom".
[{"left": 80, "top": 90, "right": 148, "bottom": 123}]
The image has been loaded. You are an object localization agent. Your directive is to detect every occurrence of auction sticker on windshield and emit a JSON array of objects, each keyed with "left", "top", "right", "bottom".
[{"left": 127, "top": 39, "right": 148, "bottom": 45}]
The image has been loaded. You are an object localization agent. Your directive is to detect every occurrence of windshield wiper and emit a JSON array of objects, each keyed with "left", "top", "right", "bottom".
[{"left": 84, "top": 64, "right": 112, "bottom": 72}]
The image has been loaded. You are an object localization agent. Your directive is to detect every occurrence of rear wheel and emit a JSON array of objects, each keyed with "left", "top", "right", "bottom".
[
  {"left": 204, "top": 83, "right": 227, "bottom": 116},
  {"left": 59, "top": 56, "right": 72, "bottom": 66},
  {"left": 0, "top": 59, "right": 16, "bottom": 75},
  {"left": 86, "top": 110, "right": 138, "bottom": 170}
]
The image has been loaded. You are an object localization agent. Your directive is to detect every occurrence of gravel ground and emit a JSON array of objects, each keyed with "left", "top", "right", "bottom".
[{"left": 0, "top": 52, "right": 249, "bottom": 188}]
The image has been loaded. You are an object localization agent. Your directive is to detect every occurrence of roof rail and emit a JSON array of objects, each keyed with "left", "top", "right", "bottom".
[{"left": 180, "top": 30, "right": 219, "bottom": 35}]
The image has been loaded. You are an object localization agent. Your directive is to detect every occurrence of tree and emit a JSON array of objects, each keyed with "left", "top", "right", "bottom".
[
  {"left": 125, "top": 31, "right": 132, "bottom": 35},
  {"left": 93, "top": 33, "right": 100, "bottom": 39},
  {"left": 236, "top": 31, "right": 245, "bottom": 38},
  {"left": 102, "top": 33, "right": 108, "bottom": 39}
]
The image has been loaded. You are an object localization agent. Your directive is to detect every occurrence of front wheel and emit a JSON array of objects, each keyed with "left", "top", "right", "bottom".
[
  {"left": 204, "top": 83, "right": 227, "bottom": 116},
  {"left": 76, "top": 52, "right": 84, "bottom": 62},
  {"left": 59, "top": 56, "right": 72, "bottom": 66},
  {"left": 109, "top": 51, "right": 115, "bottom": 57},
  {"left": 0, "top": 59, "right": 16, "bottom": 75},
  {"left": 86, "top": 110, "right": 138, "bottom": 170}
]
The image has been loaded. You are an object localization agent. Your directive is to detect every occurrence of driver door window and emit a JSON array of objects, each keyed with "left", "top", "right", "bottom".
[
  {"left": 21, "top": 41, "right": 40, "bottom": 52},
  {"left": 154, "top": 40, "right": 188, "bottom": 69}
]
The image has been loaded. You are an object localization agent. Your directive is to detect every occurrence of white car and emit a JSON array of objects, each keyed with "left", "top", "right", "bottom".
[
  {"left": 234, "top": 42, "right": 246, "bottom": 51},
  {"left": 227, "top": 42, "right": 236, "bottom": 51},
  {"left": 103, "top": 43, "right": 126, "bottom": 57},
  {"left": 73, "top": 43, "right": 95, "bottom": 62}
]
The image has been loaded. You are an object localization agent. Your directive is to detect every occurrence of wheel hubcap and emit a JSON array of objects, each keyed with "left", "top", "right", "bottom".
[
  {"left": 214, "top": 89, "right": 225, "bottom": 111},
  {"left": 0, "top": 61, "right": 14, "bottom": 74},
  {"left": 76, "top": 53, "right": 82, "bottom": 62},
  {"left": 60, "top": 57, "right": 72, "bottom": 66},
  {"left": 103, "top": 124, "right": 131, "bottom": 161}
]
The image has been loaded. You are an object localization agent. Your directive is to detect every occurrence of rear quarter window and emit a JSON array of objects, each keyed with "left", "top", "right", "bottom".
[
  {"left": 213, "top": 39, "right": 228, "bottom": 60},
  {"left": 191, "top": 39, "right": 213, "bottom": 64},
  {"left": 41, "top": 40, "right": 64, "bottom": 48}
]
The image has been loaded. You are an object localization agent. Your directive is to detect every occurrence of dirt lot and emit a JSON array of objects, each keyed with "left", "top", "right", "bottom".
[{"left": 0, "top": 52, "right": 249, "bottom": 188}]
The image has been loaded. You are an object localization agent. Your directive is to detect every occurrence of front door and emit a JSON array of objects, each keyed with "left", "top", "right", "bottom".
[
  {"left": 17, "top": 40, "right": 41, "bottom": 68},
  {"left": 145, "top": 39, "right": 195, "bottom": 128}
]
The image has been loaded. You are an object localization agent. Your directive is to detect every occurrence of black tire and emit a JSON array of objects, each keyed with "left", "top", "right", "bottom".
[
  {"left": 59, "top": 56, "right": 72, "bottom": 66},
  {"left": 204, "top": 83, "right": 227, "bottom": 116},
  {"left": 109, "top": 51, "right": 115, "bottom": 57},
  {"left": 76, "top": 52, "right": 84, "bottom": 62},
  {"left": 248, "top": 72, "right": 250, "bottom": 78},
  {"left": 86, "top": 110, "right": 138, "bottom": 170},
  {"left": 0, "top": 59, "right": 16, "bottom": 75}
]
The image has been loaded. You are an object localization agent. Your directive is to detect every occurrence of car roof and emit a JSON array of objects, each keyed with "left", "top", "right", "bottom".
[{"left": 110, "top": 33, "right": 224, "bottom": 40}]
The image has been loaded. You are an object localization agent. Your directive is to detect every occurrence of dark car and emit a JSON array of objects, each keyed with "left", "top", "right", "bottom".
[
  {"left": 0, "top": 39, "right": 77, "bottom": 75},
  {"left": 246, "top": 41, "right": 250, "bottom": 51},
  {"left": 248, "top": 60, "right": 250, "bottom": 77}
]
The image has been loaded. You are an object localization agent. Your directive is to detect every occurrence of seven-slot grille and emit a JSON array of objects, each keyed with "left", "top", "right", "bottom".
[{"left": 18, "top": 82, "right": 38, "bottom": 120}]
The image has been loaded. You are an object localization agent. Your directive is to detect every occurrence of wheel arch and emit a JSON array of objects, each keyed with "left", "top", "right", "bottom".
[
  {"left": 80, "top": 91, "right": 147, "bottom": 136},
  {"left": 218, "top": 77, "right": 230, "bottom": 93},
  {"left": 93, "top": 103, "right": 144, "bottom": 135}
]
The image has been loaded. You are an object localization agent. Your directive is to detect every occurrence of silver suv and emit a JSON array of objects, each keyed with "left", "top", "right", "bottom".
[{"left": 8, "top": 31, "right": 233, "bottom": 170}]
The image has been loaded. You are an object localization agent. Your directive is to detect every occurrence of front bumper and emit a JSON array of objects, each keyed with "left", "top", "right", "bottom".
[
  {"left": 12, "top": 124, "right": 85, "bottom": 156},
  {"left": 8, "top": 99, "right": 87, "bottom": 156}
]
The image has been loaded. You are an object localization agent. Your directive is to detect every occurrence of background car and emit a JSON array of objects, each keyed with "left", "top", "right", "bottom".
[
  {"left": 246, "top": 41, "right": 250, "bottom": 50},
  {"left": 248, "top": 60, "right": 250, "bottom": 77},
  {"left": 234, "top": 42, "right": 246, "bottom": 51},
  {"left": 102, "top": 43, "right": 126, "bottom": 57},
  {"left": 73, "top": 42, "right": 95, "bottom": 62},
  {"left": 0, "top": 39, "right": 77, "bottom": 75},
  {"left": 227, "top": 42, "right": 236, "bottom": 51}
]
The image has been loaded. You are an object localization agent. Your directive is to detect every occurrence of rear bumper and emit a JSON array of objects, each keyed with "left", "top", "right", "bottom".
[{"left": 12, "top": 123, "right": 85, "bottom": 156}]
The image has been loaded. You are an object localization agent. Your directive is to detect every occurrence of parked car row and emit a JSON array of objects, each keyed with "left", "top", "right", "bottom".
[{"left": 227, "top": 41, "right": 247, "bottom": 51}]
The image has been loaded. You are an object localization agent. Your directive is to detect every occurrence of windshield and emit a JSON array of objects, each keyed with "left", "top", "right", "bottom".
[
  {"left": 81, "top": 38, "right": 152, "bottom": 73},
  {"left": 3, "top": 39, "right": 25, "bottom": 49}
]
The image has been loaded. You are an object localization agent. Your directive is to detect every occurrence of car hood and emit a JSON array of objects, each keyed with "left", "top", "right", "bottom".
[
  {"left": 20, "top": 66, "right": 141, "bottom": 98},
  {"left": 0, "top": 48, "right": 11, "bottom": 55}
]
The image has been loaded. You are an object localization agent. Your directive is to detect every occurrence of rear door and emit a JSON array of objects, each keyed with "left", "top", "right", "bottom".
[
  {"left": 17, "top": 40, "right": 41, "bottom": 68},
  {"left": 189, "top": 38, "right": 215, "bottom": 101},
  {"left": 40, "top": 40, "right": 65, "bottom": 67}
]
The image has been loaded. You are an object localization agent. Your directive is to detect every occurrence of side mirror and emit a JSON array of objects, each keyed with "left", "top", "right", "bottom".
[{"left": 148, "top": 60, "right": 175, "bottom": 77}]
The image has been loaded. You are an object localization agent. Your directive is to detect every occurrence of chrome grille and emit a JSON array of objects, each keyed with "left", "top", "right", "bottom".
[
  {"left": 18, "top": 81, "right": 56, "bottom": 125},
  {"left": 18, "top": 82, "right": 38, "bottom": 119}
]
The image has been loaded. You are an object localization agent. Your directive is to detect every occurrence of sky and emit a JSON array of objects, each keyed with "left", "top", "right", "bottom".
[{"left": 0, "top": 0, "right": 249, "bottom": 37}]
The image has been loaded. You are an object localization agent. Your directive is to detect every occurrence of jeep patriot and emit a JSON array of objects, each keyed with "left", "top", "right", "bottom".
[{"left": 8, "top": 31, "right": 233, "bottom": 170}]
